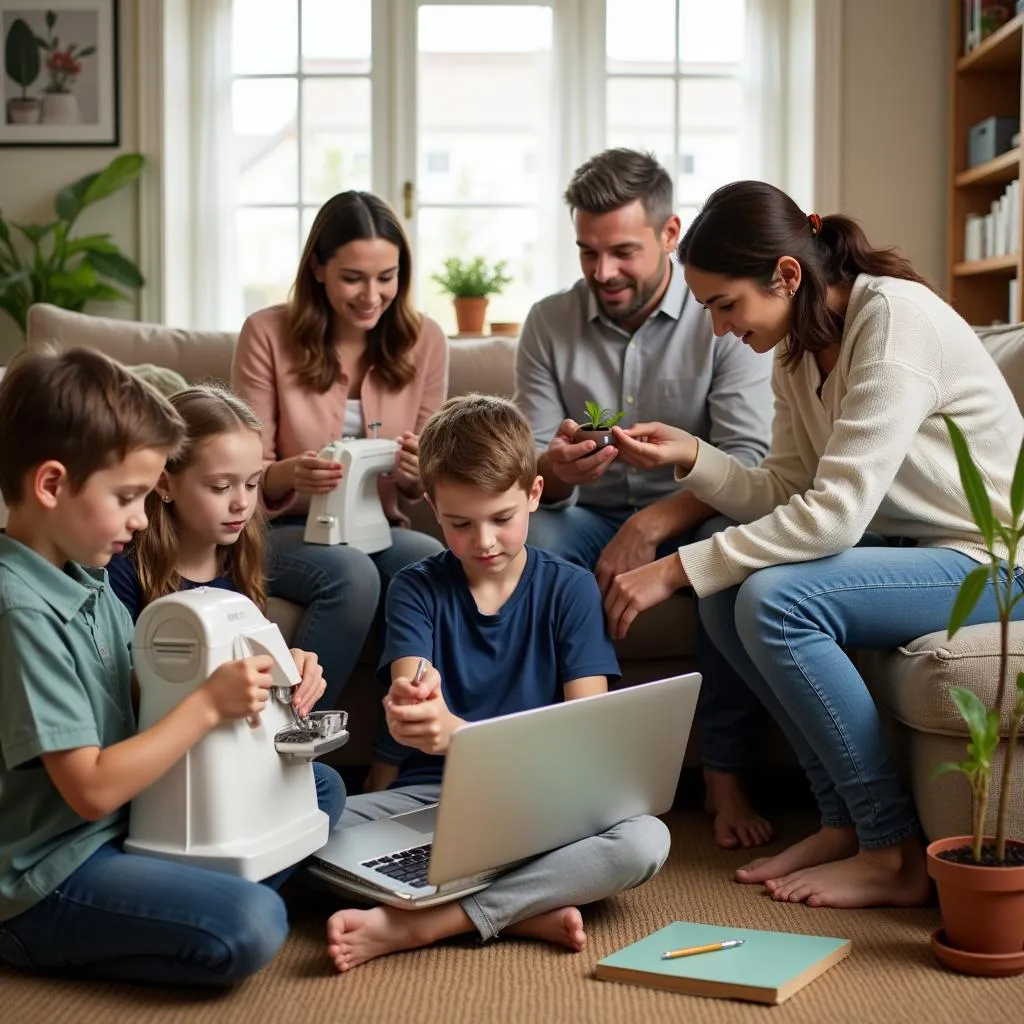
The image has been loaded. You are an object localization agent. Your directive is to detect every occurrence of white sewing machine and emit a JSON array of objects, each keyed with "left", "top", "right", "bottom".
[
  {"left": 303, "top": 437, "right": 400, "bottom": 553},
  {"left": 126, "top": 588, "right": 349, "bottom": 880}
]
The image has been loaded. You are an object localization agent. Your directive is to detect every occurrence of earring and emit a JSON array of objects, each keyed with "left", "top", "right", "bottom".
[
  {"left": 787, "top": 290, "right": 796, "bottom": 299},
  {"left": 161, "top": 494, "right": 171, "bottom": 503}
]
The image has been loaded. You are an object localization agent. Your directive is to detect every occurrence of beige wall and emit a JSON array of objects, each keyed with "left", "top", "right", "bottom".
[
  {"left": 0, "top": 1, "right": 139, "bottom": 362},
  {"left": 0, "top": 0, "right": 952, "bottom": 361},
  {"left": 838, "top": 0, "right": 950, "bottom": 287}
]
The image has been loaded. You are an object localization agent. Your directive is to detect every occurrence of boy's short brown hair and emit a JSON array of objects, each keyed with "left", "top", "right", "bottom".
[
  {"left": 0, "top": 345, "right": 186, "bottom": 505},
  {"left": 418, "top": 394, "right": 537, "bottom": 498}
]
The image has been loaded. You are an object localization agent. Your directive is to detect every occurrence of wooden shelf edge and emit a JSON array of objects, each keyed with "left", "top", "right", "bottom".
[
  {"left": 955, "top": 148, "right": 1021, "bottom": 186},
  {"left": 952, "top": 254, "right": 1020, "bottom": 277},
  {"left": 957, "top": 13, "right": 1024, "bottom": 71}
]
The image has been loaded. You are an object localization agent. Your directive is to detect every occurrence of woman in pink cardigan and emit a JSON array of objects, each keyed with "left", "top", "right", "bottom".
[{"left": 231, "top": 192, "right": 447, "bottom": 767}]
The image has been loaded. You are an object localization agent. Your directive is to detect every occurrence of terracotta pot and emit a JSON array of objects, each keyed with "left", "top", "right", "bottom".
[
  {"left": 453, "top": 297, "right": 488, "bottom": 335},
  {"left": 926, "top": 836, "right": 1024, "bottom": 967},
  {"left": 6, "top": 97, "right": 41, "bottom": 124},
  {"left": 489, "top": 320, "right": 520, "bottom": 337}
]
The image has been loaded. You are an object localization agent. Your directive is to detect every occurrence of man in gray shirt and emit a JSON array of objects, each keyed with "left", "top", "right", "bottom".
[{"left": 515, "top": 149, "right": 775, "bottom": 849}]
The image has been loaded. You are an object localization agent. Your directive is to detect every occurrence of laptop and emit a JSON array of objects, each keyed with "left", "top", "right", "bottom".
[{"left": 307, "top": 673, "right": 701, "bottom": 909}]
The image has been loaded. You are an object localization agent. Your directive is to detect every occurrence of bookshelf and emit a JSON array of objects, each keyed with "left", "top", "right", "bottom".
[{"left": 948, "top": 7, "right": 1024, "bottom": 325}]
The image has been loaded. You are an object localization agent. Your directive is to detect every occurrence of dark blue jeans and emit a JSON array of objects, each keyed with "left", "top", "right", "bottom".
[
  {"left": 0, "top": 762, "right": 344, "bottom": 986},
  {"left": 527, "top": 505, "right": 764, "bottom": 771}
]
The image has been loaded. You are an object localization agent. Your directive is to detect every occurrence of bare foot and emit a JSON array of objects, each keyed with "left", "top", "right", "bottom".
[
  {"left": 362, "top": 761, "right": 399, "bottom": 794},
  {"left": 505, "top": 907, "right": 587, "bottom": 952},
  {"left": 735, "top": 826, "right": 858, "bottom": 885},
  {"left": 766, "top": 838, "right": 931, "bottom": 908},
  {"left": 326, "top": 902, "right": 470, "bottom": 972},
  {"left": 703, "top": 769, "right": 773, "bottom": 849}
]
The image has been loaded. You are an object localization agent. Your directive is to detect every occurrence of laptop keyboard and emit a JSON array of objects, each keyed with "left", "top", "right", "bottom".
[{"left": 362, "top": 843, "right": 433, "bottom": 889}]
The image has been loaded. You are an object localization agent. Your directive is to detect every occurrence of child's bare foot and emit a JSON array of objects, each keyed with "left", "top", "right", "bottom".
[
  {"left": 326, "top": 902, "right": 471, "bottom": 972},
  {"left": 736, "top": 826, "right": 858, "bottom": 885},
  {"left": 362, "top": 761, "right": 399, "bottom": 794},
  {"left": 766, "top": 838, "right": 930, "bottom": 908},
  {"left": 505, "top": 907, "right": 586, "bottom": 951},
  {"left": 703, "top": 769, "right": 773, "bottom": 849}
]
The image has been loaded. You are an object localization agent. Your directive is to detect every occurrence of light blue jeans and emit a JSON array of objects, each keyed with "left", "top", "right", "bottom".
[
  {"left": 528, "top": 505, "right": 765, "bottom": 769},
  {"left": 0, "top": 763, "right": 345, "bottom": 986},
  {"left": 698, "top": 544, "right": 1024, "bottom": 848},
  {"left": 267, "top": 518, "right": 443, "bottom": 712}
]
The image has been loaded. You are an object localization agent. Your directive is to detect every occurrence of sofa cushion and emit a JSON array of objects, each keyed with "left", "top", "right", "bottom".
[
  {"left": 447, "top": 336, "right": 517, "bottom": 398},
  {"left": 976, "top": 322, "right": 1024, "bottom": 411},
  {"left": 868, "top": 621, "right": 1024, "bottom": 735},
  {"left": 26, "top": 304, "right": 236, "bottom": 386}
]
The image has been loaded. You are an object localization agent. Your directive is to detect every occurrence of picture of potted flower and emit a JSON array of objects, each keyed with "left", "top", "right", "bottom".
[
  {"left": 574, "top": 400, "right": 626, "bottom": 450},
  {"left": 925, "top": 415, "right": 1024, "bottom": 977},
  {"left": 4, "top": 17, "right": 42, "bottom": 124},
  {"left": 431, "top": 255, "right": 512, "bottom": 335},
  {"left": 36, "top": 9, "right": 96, "bottom": 125}
]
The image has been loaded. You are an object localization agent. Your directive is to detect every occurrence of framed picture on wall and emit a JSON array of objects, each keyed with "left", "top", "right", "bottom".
[{"left": 0, "top": 0, "right": 118, "bottom": 146}]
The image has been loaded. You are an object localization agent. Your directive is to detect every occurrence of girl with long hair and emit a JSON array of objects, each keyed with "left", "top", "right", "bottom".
[
  {"left": 602, "top": 180, "right": 1024, "bottom": 909},
  {"left": 231, "top": 191, "right": 447, "bottom": 787},
  {"left": 107, "top": 386, "right": 344, "bottom": 832}
]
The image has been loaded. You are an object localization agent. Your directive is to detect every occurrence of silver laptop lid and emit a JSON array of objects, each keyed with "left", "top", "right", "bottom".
[{"left": 427, "top": 673, "right": 700, "bottom": 887}]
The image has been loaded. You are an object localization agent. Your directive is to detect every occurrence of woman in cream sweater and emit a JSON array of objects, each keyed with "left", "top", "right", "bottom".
[
  {"left": 603, "top": 180, "right": 1024, "bottom": 910},
  {"left": 232, "top": 192, "right": 447, "bottom": 779}
]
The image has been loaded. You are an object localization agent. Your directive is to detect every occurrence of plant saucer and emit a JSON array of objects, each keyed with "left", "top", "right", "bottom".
[{"left": 930, "top": 928, "right": 1024, "bottom": 977}]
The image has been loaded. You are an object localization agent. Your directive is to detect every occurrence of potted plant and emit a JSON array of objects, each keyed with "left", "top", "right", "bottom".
[
  {"left": 925, "top": 415, "right": 1024, "bottom": 977},
  {"left": 36, "top": 9, "right": 96, "bottom": 124},
  {"left": 0, "top": 153, "right": 146, "bottom": 336},
  {"left": 431, "top": 256, "right": 512, "bottom": 335},
  {"left": 574, "top": 400, "right": 625, "bottom": 449},
  {"left": 4, "top": 17, "right": 42, "bottom": 124}
]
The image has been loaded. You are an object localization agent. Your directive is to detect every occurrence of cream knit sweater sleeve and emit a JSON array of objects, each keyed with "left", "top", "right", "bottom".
[{"left": 677, "top": 283, "right": 947, "bottom": 598}]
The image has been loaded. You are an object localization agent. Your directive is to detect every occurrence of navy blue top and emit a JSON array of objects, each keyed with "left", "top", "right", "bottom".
[
  {"left": 107, "top": 550, "right": 236, "bottom": 622},
  {"left": 379, "top": 545, "right": 620, "bottom": 787}
]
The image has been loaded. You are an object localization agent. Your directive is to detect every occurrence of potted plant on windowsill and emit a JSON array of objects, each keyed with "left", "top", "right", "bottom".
[
  {"left": 574, "top": 400, "right": 625, "bottom": 450},
  {"left": 431, "top": 256, "right": 512, "bottom": 336},
  {"left": 925, "top": 416, "right": 1024, "bottom": 977}
]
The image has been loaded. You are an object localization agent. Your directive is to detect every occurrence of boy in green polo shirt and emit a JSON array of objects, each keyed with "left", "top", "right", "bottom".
[{"left": 0, "top": 347, "right": 307, "bottom": 986}]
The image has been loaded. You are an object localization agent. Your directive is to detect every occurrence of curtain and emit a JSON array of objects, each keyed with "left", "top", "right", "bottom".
[{"left": 740, "top": 0, "right": 788, "bottom": 188}]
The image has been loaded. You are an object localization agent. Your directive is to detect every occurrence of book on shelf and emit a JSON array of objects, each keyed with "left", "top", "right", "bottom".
[{"left": 595, "top": 921, "right": 852, "bottom": 1006}]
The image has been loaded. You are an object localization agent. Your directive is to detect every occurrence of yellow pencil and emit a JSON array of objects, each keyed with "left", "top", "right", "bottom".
[{"left": 661, "top": 938, "right": 745, "bottom": 960}]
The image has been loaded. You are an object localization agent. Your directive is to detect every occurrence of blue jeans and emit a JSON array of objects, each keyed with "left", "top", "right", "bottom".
[
  {"left": 0, "top": 762, "right": 345, "bottom": 985},
  {"left": 267, "top": 518, "right": 443, "bottom": 712},
  {"left": 528, "top": 505, "right": 765, "bottom": 769},
  {"left": 698, "top": 545, "right": 1024, "bottom": 848}
]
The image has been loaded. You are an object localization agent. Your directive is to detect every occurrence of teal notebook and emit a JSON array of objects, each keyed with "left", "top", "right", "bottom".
[{"left": 595, "top": 922, "right": 851, "bottom": 1005}]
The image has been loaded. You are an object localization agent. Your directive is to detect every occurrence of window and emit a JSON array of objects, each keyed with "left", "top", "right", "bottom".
[
  {"left": 231, "top": 0, "right": 373, "bottom": 314},
  {"left": 605, "top": 0, "right": 745, "bottom": 231}
]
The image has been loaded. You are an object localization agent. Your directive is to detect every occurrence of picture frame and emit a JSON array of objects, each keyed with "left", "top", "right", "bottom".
[{"left": 1, "top": 0, "right": 118, "bottom": 146}]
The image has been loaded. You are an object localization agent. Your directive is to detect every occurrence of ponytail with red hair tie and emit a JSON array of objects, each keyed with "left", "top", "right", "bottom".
[{"left": 808, "top": 212, "right": 822, "bottom": 235}]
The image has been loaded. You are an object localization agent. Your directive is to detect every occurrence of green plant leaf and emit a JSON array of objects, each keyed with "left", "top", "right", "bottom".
[
  {"left": 11, "top": 221, "right": 56, "bottom": 246},
  {"left": 1010, "top": 439, "right": 1024, "bottom": 522},
  {"left": 605, "top": 410, "right": 626, "bottom": 427},
  {"left": 947, "top": 565, "right": 991, "bottom": 638},
  {"left": 949, "top": 686, "right": 991, "bottom": 741},
  {"left": 1017, "top": 671, "right": 1024, "bottom": 697},
  {"left": 944, "top": 415, "right": 996, "bottom": 548},
  {"left": 83, "top": 284, "right": 132, "bottom": 304},
  {"left": 55, "top": 171, "right": 99, "bottom": 222},
  {"left": 76, "top": 45, "right": 96, "bottom": 59},
  {"left": 0, "top": 268, "right": 30, "bottom": 293},
  {"left": 83, "top": 250, "right": 144, "bottom": 288},
  {"left": 932, "top": 760, "right": 971, "bottom": 778},
  {"left": 4, "top": 18, "right": 41, "bottom": 90},
  {"left": 80, "top": 155, "right": 145, "bottom": 210},
  {"left": 61, "top": 234, "right": 116, "bottom": 258}
]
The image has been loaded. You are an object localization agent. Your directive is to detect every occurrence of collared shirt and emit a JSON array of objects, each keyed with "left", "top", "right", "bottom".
[
  {"left": 514, "top": 262, "right": 774, "bottom": 509},
  {"left": 0, "top": 533, "right": 135, "bottom": 921}
]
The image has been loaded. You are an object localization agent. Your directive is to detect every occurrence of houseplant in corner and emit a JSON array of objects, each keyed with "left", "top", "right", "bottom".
[
  {"left": 926, "top": 415, "right": 1024, "bottom": 977},
  {"left": 431, "top": 255, "right": 512, "bottom": 335},
  {"left": 0, "top": 153, "right": 145, "bottom": 336}
]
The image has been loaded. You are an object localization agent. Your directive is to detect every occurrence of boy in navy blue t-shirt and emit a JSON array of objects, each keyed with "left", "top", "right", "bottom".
[{"left": 325, "top": 394, "right": 670, "bottom": 972}]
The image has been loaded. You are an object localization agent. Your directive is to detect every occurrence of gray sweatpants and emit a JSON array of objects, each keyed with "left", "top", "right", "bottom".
[{"left": 337, "top": 784, "right": 671, "bottom": 940}]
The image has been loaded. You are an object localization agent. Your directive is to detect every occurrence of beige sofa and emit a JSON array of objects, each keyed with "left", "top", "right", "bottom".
[{"left": 24, "top": 303, "right": 1024, "bottom": 841}]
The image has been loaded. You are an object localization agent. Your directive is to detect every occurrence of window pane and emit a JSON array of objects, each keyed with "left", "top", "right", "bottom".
[
  {"left": 678, "top": 77, "right": 741, "bottom": 206},
  {"left": 607, "top": 0, "right": 675, "bottom": 73},
  {"left": 237, "top": 207, "right": 300, "bottom": 316},
  {"left": 606, "top": 78, "right": 674, "bottom": 172},
  {"left": 679, "top": 0, "right": 745, "bottom": 66},
  {"left": 417, "top": 5, "right": 552, "bottom": 206},
  {"left": 302, "top": 78, "right": 372, "bottom": 203},
  {"left": 233, "top": 0, "right": 297, "bottom": 74},
  {"left": 417, "top": 207, "right": 538, "bottom": 335},
  {"left": 301, "top": 0, "right": 371, "bottom": 74},
  {"left": 235, "top": 79, "right": 299, "bottom": 204}
]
